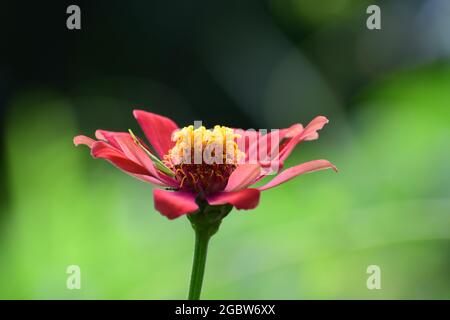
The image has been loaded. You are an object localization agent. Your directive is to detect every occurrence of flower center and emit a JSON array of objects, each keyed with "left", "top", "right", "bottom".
[{"left": 165, "top": 125, "right": 244, "bottom": 195}]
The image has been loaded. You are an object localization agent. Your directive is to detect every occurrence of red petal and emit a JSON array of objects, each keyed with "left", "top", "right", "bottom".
[
  {"left": 207, "top": 189, "right": 260, "bottom": 210},
  {"left": 91, "top": 141, "right": 149, "bottom": 174},
  {"left": 116, "top": 135, "right": 179, "bottom": 187},
  {"left": 113, "top": 134, "right": 161, "bottom": 177},
  {"left": 224, "top": 164, "right": 261, "bottom": 191},
  {"left": 153, "top": 189, "right": 199, "bottom": 219},
  {"left": 95, "top": 130, "right": 177, "bottom": 187},
  {"left": 258, "top": 159, "right": 337, "bottom": 191},
  {"left": 95, "top": 130, "right": 129, "bottom": 150},
  {"left": 91, "top": 141, "right": 166, "bottom": 186},
  {"left": 133, "top": 110, "right": 179, "bottom": 158}
]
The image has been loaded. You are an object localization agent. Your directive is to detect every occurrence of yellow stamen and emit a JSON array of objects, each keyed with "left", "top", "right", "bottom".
[{"left": 165, "top": 125, "right": 244, "bottom": 194}]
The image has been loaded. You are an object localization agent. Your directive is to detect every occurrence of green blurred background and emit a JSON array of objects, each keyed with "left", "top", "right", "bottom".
[{"left": 1, "top": 0, "right": 449, "bottom": 299}]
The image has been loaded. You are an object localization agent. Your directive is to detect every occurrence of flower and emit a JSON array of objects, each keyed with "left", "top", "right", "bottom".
[{"left": 74, "top": 110, "right": 337, "bottom": 219}]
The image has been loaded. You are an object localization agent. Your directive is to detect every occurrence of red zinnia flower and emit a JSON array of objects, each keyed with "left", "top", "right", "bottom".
[
  {"left": 74, "top": 110, "right": 337, "bottom": 219},
  {"left": 74, "top": 109, "right": 337, "bottom": 300}
]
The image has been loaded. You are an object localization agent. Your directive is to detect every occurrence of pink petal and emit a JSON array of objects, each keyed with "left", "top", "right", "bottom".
[
  {"left": 73, "top": 135, "right": 95, "bottom": 148},
  {"left": 113, "top": 134, "right": 161, "bottom": 177},
  {"left": 278, "top": 116, "right": 329, "bottom": 163},
  {"left": 95, "top": 130, "right": 129, "bottom": 150},
  {"left": 153, "top": 189, "right": 199, "bottom": 219},
  {"left": 75, "top": 134, "right": 150, "bottom": 176},
  {"left": 91, "top": 141, "right": 150, "bottom": 174},
  {"left": 234, "top": 124, "right": 303, "bottom": 182},
  {"left": 224, "top": 164, "right": 261, "bottom": 192},
  {"left": 133, "top": 110, "right": 179, "bottom": 158},
  {"left": 75, "top": 132, "right": 171, "bottom": 187},
  {"left": 91, "top": 141, "right": 168, "bottom": 186},
  {"left": 207, "top": 189, "right": 260, "bottom": 210},
  {"left": 234, "top": 128, "right": 260, "bottom": 160},
  {"left": 133, "top": 174, "right": 169, "bottom": 186},
  {"left": 283, "top": 123, "right": 304, "bottom": 138},
  {"left": 96, "top": 131, "right": 178, "bottom": 187},
  {"left": 246, "top": 124, "right": 303, "bottom": 161},
  {"left": 300, "top": 116, "right": 329, "bottom": 141},
  {"left": 258, "top": 159, "right": 337, "bottom": 191},
  {"left": 75, "top": 134, "right": 161, "bottom": 183},
  {"left": 118, "top": 135, "right": 178, "bottom": 188}
]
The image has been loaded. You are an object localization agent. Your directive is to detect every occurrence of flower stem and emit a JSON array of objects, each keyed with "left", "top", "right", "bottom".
[
  {"left": 188, "top": 228, "right": 211, "bottom": 300},
  {"left": 187, "top": 202, "right": 232, "bottom": 300}
]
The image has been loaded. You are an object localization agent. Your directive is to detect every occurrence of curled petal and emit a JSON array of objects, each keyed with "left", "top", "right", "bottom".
[
  {"left": 74, "top": 135, "right": 95, "bottom": 148},
  {"left": 259, "top": 124, "right": 304, "bottom": 158},
  {"left": 236, "top": 124, "right": 304, "bottom": 181},
  {"left": 153, "top": 189, "right": 199, "bottom": 219},
  {"left": 300, "top": 116, "right": 329, "bottom": 141},
  {"left": 133, "top": 110, "right": 179, "bottom": 158},
  {"left": 283, "top": 123, "right": 304, "bottom": 138},
  {"left": 224, "top": 164, "right": 261, "bottom": 192},
  {"left": 255, "top": 124, "right": 304, "bottom": 176},
  {"left": 279, "top": 116, "right": 329, "bottom": 163},
  {"left": 207, "top": 189, "right": 260, "bottom": 210},
  {"left": 242, "top": 124, "right": 302, "bottom": 164},
  {"left": 258, "top": 159, "right": 337, "bottom": 191}
]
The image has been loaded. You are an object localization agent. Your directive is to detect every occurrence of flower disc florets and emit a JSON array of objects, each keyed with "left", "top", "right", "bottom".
[{"left": 164, "top": 125, "right": 244, "bottom": 195}]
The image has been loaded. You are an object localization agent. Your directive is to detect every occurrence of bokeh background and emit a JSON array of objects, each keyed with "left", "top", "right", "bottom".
[{"left": 1, "top": 0, "right": 449, "bottom": 299}]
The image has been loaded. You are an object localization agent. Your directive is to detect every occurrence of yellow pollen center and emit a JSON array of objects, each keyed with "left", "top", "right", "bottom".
[{"left": 164, "top": 125, "right": 244, "bottom": 194}]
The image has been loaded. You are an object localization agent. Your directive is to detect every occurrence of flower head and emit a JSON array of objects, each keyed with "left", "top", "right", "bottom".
[
  {"left": 165, "top": 125, "right": 244, "bottom": 195},
  {"left": 74, "top": 110, "right": 337, "bottom": 219}
]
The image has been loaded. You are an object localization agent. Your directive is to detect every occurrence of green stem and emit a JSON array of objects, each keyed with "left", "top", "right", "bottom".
[
  {"left": 186, "top": 202, "right": 232, "bottom": 300},
  {"left": 188, "top": 228, "right": 211, "bottom": 300}
]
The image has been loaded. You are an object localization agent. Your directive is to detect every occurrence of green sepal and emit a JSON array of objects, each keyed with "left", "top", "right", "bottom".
[
  {"left": 128, "top": 129, "right": 175, "bottom": 177},
  {"left": 187, "top": 200, "right": 233, "bottom": 238}
]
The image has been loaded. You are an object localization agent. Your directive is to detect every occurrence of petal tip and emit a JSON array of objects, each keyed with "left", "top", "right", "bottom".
[
  {"left": 132, "top": 109, "right": 150, "bottom": 120},
  {"left": 314, "top": 115, "right": 329, "bottom": 124},
  {"left": 324, "top": 160, "right": 338, "bottom": 172},
  {"left": 132, "top": 109, "right": 142, "bottom": 119},
  {"left": 73, "top": 135, "right": 94, "bottom": 148},
  {"left": 95, "top": 130, "right": 107, "bottom": 140}
]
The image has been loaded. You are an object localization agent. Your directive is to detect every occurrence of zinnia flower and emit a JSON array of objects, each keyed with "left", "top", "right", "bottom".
[
  {"left": 74, "top": 109, "right": 337, "bottom": 299},
  {"left": 74, "top": 110, "right": 336, "bottom": 219}
]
